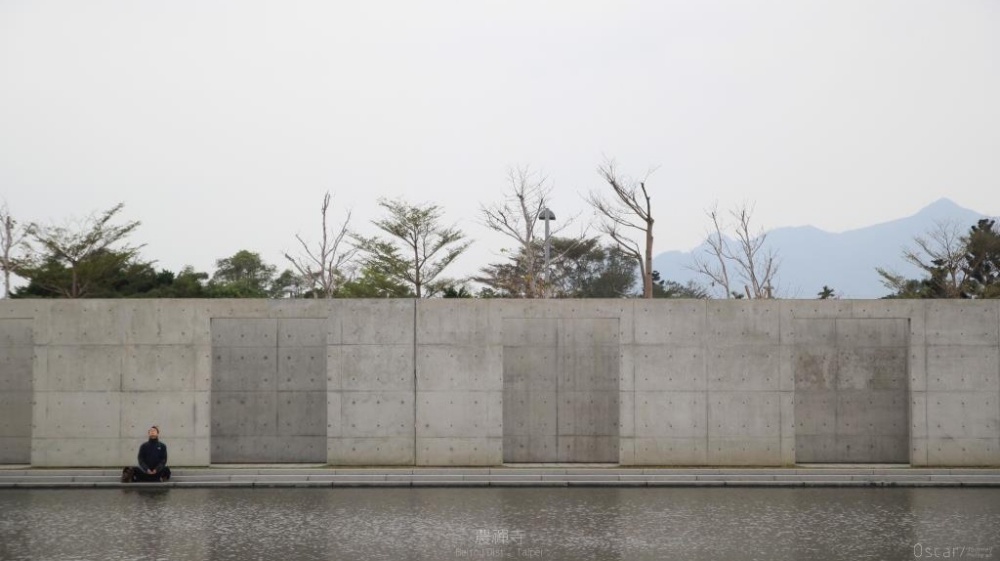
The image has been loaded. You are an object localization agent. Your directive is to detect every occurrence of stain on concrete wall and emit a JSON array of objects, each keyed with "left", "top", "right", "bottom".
[{"left": 793, "top": 318, "right": 909, "bottom": 462}]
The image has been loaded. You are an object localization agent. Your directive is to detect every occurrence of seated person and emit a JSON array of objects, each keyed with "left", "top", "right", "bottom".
[{"left": 122, "top": 426, "right": 171, "bottom": 483}]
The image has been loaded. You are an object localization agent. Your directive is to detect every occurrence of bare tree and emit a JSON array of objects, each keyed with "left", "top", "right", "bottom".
[
  {"left": 0, "top": 202, "right": 30, "bottom": 298},
  {"left": 25, "top": 203, "right": 143, "bottom": 298},
  {"left": 283, "top": 192, "right": 356, "bottom": 298},
  {"left": 690, "top": 205, "right": 733, "bottom": 297},
  {"left": 587, "top": 160, "right": 655, "bottom": 298},
  {"left": 876, "top": 219, "right": 967, "bottom": 298},
  {"left": 691, "top": 202, "right": 779, "bottom": 299},
  {"left": 480, "top": 166, "right": 580, "bottom": 298}
]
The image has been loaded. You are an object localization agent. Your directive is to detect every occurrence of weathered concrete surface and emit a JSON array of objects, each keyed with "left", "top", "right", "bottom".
[
  {"left": 1, "top": 299, "right": 998, "bottom": 467},
  {"left": 793, "top": 318, "right": 910, "bottom": 462}
]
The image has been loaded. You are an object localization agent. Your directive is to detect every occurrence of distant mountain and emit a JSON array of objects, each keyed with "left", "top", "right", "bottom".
[{"left": 652, "top": 198, "right": 992, "bottom": 299}]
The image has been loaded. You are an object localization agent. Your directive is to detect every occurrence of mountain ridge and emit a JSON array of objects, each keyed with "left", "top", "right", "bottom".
[{"left": 653, "top": 198, "right": 994, "bottom": 299}]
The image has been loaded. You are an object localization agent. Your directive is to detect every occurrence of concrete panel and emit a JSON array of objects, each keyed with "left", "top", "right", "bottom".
[
  {"left": 416, "top": 437, "right": 502, "bottom": 466},
  {"left": 417, "top": 391, "right": 501, "bottom": 438},
  {"left": 211, "top": 436, "right": 325, "bottom": 463},
  {"left": 417, "top": 346, "right": 502, "bottom": 392},
  {"left": 619, "top": 437, "right": 635, "bottom": 465},
  {"left": 835, "top": 390, "right": 908, "bottom": 436},
  {"left": 558, "top": 346, "right": 619, "bottom": 391},
  {"left": 503, "top": 435, "right": 558, "bottom": 463},
  {"left": 340, "top": 300, "right": 414, "bottom": 345},
  {"left": 707, "top": 301, "right": 780, "bottom": 345},
  {"left": 0, "top": 346, "right": 33, "bottom": 391},
  {"left": 123, "top": 345, "right": 206, "bottom": 392},
  {"left": 277, "top": 391, "right": 327, "bottom": 436},
  {"left": 707, "top": 437, "right": 781, "bottom": 465},
  {"left": 708, "top": 392, "right": 780, "bottom": 438},
  {"left": 210, "top": 318, "right": 276, "bottom": 347},
  {"left": 790, "top": 319, "right": 836, "bottom": 347},
  {"left": 502, "top": 347, "right": 557, "bottom": 391},
  {"left": 277, "top": 318, "right": 327, "bottom": 347},
  {"left": 501, "top": 318, "right": 558, "bottom": 347},
  {"left": 503, "top": 390, "right": 556, "bottom": 437},
  {"left": 619, "top": 391, "right": 634, "bottom": 438},
  {"left": 926, "top": 438, "right": 1000, "bottom": 466},
  {"left": 327, "top": 392, "right": 342, "bottom": 437},
  {"left": 41, "top": 346, "right": 124, "bottom": 392},
  {"left": 126, "top": 303, "right": 207, "bottom": 345},
  {"left": 910, "top": 345, "right": 927, "bottom": 392},
  {"left": 122, "top": 392, "right": 209, "bottom": 438},
  {"left": 0, "top": 318, "right": 32, "bottom": 346},
  {"left": 328, "top": 437, "right": 414, "bottom": 465},
  {"left": 211, "top": 347, "right": 277, "bottom": 392},
  {"left": 795, "top": 435, "right": 839, "bottom": 463},
  {"left": 277, "top": 347, "right": 326, "bottom": 391},
  {"left": 850, "top": 300, "right": 926, "bottom": 344},
  {"left": 633, "top": 437, "right": 707, "bottom": 465},
  {"left": 45, "top": 301, "right": 125, "bottom": 345},
  {"left": 32, "top": 437, "right": 122, "bottom": 467},
  {"left": 0, "top": 392, "right": 32, "bottom": 437},
  {"left": 927, "top": 393, "right": 998, "bottom": 439},
  {"left": 635, "top": 391, "right": 706, "bottom": 438},
  {"left": 558, "top": 391, "right": 618, "bottom": 436},
  {"left": 835, "top": 318, "right": 908, "bottom": 348},
  {"left": 792, "top": 346, "right": 838, "bottom": 391},
  {"left": 33, "top": 392, "right": 121, "bottom": 439},
  {"left": 836, "top": 347, "right": 909, "bottom": 390},
  {"left": 794, "top": 391, "right": 836, "bottom": 436},
  {"left": 273, "top": 436, "right": 326, "bottom": 462},
  {"left": 557, "top": 436, "right": 618, "bottom": 462},
  {"left": 211, "top": 392, "right": 277, "bottom": 437},
  {"left": 925, "top": 301, "right": 999, "bottom": 346},
  {"left": 780, "top": 300, "right": 852, "bottom": 343},
  {"left": 559, "top": 318, "right": 619, "bottom": 347},
  {"left": 417, "top": 300, "right": 501, "bottom": 346},
  {"left": 0, "top": 437, "right": 30, "bottom": 463},
  {"left": 634, "top": 300, "right": 705, "bottom": 345},
  {"left": 926, "top": 346, "right": 1000, "bottom": 391},
  {"left": 911, "top": 393, "right": 928, "bottom": 439},
  {"left": 341, "top": 391, "right": 413, "bottom": 438},
  {"left": 340, "top": 345, "right": 413, "bottom": 391},
  {"left": 707, "top": 345, "right": 781, "bottom": 391}
]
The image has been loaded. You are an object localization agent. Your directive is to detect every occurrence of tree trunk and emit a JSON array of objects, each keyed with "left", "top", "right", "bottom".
[{"left": 643, "top": 221, "right": 654, "bottom": 298}]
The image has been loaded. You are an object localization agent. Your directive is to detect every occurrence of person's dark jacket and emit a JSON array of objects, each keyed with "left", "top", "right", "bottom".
[{"left": 138, "top": 439, "right": 168, "bottom": 473}]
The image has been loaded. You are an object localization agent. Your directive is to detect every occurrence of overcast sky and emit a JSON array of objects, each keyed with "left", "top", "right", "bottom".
[{"left": 1, "top": 1, "right": 998, "bottom": 283}]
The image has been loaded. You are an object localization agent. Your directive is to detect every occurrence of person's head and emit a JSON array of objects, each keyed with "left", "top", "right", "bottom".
[{"left": 148, "top": 426, "right": 159, "bottom": 440}]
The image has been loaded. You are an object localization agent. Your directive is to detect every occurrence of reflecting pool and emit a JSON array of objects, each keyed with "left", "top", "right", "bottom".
[{"left": 1, "top": 487, "right": 998, "bottom": 560}]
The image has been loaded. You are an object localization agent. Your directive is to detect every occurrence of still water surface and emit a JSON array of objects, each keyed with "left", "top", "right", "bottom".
[{"left": 1, "top": 487, "right": 997, "bottom": 561}]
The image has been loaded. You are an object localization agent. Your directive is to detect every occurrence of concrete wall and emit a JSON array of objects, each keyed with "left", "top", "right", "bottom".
[{"left": 0, "top": 299, "right": 997, "bottom": 467}]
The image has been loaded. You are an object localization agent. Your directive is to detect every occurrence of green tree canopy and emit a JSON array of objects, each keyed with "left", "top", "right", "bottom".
[{"left": 355, "top": 199, "right": 470, "bottom": 298}]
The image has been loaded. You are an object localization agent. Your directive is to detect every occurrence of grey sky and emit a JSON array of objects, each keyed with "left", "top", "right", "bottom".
[{"left": 1, "top": 1, "right": 998, "bottom": 283}]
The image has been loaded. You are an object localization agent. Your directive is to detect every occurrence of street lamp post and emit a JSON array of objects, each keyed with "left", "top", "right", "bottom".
[{"left": 538, "top": 208, "right": 555, "bottom": 297}]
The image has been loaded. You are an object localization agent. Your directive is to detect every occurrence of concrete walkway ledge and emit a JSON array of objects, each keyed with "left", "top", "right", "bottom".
[{"left": 2, "top": 466, "right": 1000, "bottom": 489}]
